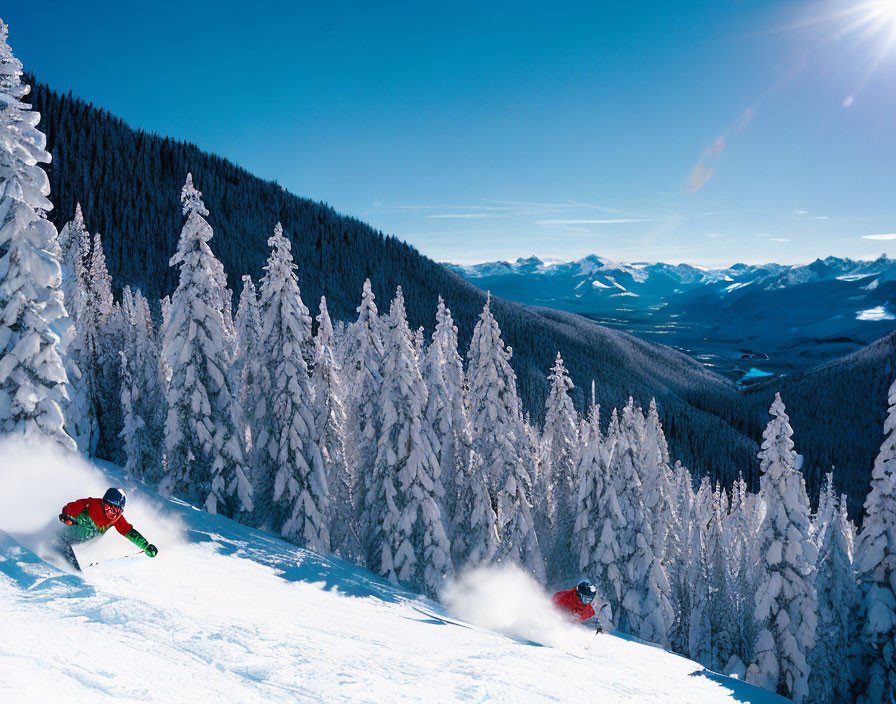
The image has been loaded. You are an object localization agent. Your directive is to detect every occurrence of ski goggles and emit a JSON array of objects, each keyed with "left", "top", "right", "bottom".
[{"left": 103, "top": 502, "right": 123, "bottom": 519}]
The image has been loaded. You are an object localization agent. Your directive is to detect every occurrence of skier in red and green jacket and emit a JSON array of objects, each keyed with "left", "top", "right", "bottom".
[{"left": 57, "top": 488, "right": 157, "bottom": 568}]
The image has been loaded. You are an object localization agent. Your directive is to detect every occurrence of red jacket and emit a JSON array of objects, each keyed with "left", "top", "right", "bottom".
[
  {"left": 552, "top": 588, "right": 596, "bottom": 621},
  {"left": 62, "top": 497, "right": 133, "bottom": 536}
]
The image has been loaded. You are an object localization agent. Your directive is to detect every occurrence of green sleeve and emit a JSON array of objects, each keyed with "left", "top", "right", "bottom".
[{"left": 125, "top": 527, "right": 149, "bottom": 551}]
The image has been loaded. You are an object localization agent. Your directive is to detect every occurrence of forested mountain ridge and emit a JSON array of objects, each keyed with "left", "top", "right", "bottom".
[
  {"left": 743, "top": 330, "right": 896, "bottom": 518},
  {"left": 27, "top": 75, "right": 764, "bottom": 487},
  {"left": 29, "top": 73, "right": 894, "bottom": 511}
]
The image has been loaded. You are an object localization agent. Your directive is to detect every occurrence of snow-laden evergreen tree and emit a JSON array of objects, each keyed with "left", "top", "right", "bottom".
[
  {"left": 808, "top": 477, "right": 859, "bottom": 704},
  {"left": 235, "top": 275, "right": 267, "bottom": 456},
  {"left": 365, "top": 288, "right": 453, "bottom": 595},
  {"left": 746, "top": 393, "right": 817, "bottom": 704},
  {"left": 119, "top": 287, "right": 165, "bottom": 484},
  {"left": 706, "top": 484, "right": 735, "bottom": 672},
  {"left": 452, "top": 446, "right": 499, "bottom": 570},
  {"left": 413, "top": 325, "right": 425, "bottom": 361},
  {"left": 614, "top": 400, "right": 674, "bottom": 645},
  {"left": 159, "top": 174, "right": 252, "bottom": 518},
  {"left": 642, "top": 399, "right": 674, "bottom": 560},
  {"left": 582, "top": 409, "right": 624, "bottom": 627},
  {"left": 688, "top": 476, "right": 714, "bottom": 663},
  {"left": 726, "top": 473, "right": 760, "bottom": 673},
  {"left": 854, "top": 375, "right": 896, "bottom": 704},
  {"left": 572, "top": 399, "right": 603, "bottom": 577},
  {"left": 422, "top": 296, "right": 472, "bottom": 540},
  {"left": 313, "top": 296, "right": 357, "bottom": 561},
  {"left": 467, "top": 294, "right": 522, "bottom": 490},
  {"left": 252, "top": 223, "right": 328, "bottom": 551},
  {"left": 667, "top": 461, "right": 696, "bottom": 655},
  {"left": 56, "top": 204, "right": 95, "bottom": 452},
  {"left": 69, "top": 228, "right": 110, "bottom": 450},
  {"left": 342, "top": 278, "right": 384, "bottom": 530},
  {"left": 89, "top": 233, "right": 117, "bottom": 442},
  {"left": 99, "top": 296, "right": 128, "bottom": 465},
  {"left": 0, "top": 24, "right": 74, "bottom": 450},
  {"left": 467, "top": 295, "right": 544, "bottom": 581},
  {"left": 234, "top": 275, "right": 259, "bottom": 387},
  {"left": 542, "top": 352, "right": 580, "bottom": 578},
  {"left": 178, "top": 173, "right": 237, "bottom": 358}
]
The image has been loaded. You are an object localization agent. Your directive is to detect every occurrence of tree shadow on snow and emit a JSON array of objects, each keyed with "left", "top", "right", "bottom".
[{"left": 171, "top": 503, "right": 412, "bottom": 605}]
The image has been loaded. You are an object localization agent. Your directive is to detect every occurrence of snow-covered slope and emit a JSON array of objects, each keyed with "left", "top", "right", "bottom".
[{"left": 0, "top": 439, "right": 783, "bottom": 703}]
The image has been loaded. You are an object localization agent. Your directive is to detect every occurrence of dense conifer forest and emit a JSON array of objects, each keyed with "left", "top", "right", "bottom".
[{"left": 27, "top": 76, "right": 894, "bottom": 516}]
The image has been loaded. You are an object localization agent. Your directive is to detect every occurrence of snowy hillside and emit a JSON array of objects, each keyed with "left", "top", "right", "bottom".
[{"left": 0, "top": 439, "right": 782, "bottom": 703}]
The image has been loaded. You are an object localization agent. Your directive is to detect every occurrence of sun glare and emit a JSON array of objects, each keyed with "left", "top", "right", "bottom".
[{"left": 787, "top": 0, "right": 896, "bottom": 105}]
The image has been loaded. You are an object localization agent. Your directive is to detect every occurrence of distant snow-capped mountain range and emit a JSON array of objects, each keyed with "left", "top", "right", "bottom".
[
  {"left": 446, "top": 254, "right": 896, "bottom": 309},
  {"left": 444, "top": 254, "right": 896, "bottom": 382}
]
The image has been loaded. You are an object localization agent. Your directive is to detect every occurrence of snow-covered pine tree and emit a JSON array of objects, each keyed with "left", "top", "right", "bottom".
[
  {"left": 0, "top": 24, "right": 74, "bottom": 451},
  {"left": 342, "top": 278, "right": 385, "bottom": 545},
  {"left": 706, "top": 483, "right": 736, "bottom": 672},
  {"left": 725, "top": 473, "right": 760, "bottom": 674},
  {"left": 234, "top": 275, "right": 259, "bottom": 387},
  {"left": 413, "top": 325, "right": 425, "bottom": 362},
  {"left": 422, "top": 296, "right": 473, "bottom": 542},
  {"left": 746, "top": 393, "right": 817, "bottom": 704},
  {"left": 688, "top": 476, "right": 714, "bottom": 663},
  {"left": 100, "top": 295, "right": 128, "bottom": 465},
  {"left": 56, "top": 204, "right": 95, "bottom": 453},
  {"left": 467, "top": 295, "right": 544, "bottom": 581},
  {"left": 235, "top": 275, "right": 267, "bottom": 458},
  {"left": 119, "top": 287, "right": 165, "bottom": 484},
  {"left": 252, "top": 223, "right": 328, "bottom": 551},
  {"left": 159, "top": 173, "right": 252, "bottom": 519},
  {"left": 582, "top": 408, "right": 625, "bottom": 627},
  {"left": 572, "top": 399, "right": 602, "bottom": 578},
  {"left": 542, "top": 352, "right": 580, "bottom": 579},
  {"left": 808, "top": 478, "right": 859, "bottom": 704},
  {"left": 452, "top": 447, "right": 499, "bottom": 570},
  {"left": 313, "top": 296, "right": 357, "bottom": 561},
  {"left": 667, "top": 461, "right": 696, "bottom": 655},
  {"left": 643, "top": 399, "right": 674, "bottom": 560},
  {"left": 854, "top": 375, "right": 896, "bottom": 704},
  {"left": 367, "top": 288, "right": 453, "bottom": 595},
  {"left": 87, "top": 231, "right": 122, "bottom": 457},
  {"left": 614, "top": 399, "right": 674, "bottom": 646}
]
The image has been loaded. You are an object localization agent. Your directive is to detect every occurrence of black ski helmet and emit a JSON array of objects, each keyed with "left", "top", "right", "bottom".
[
  {"left": 576, "top": 581, "right": 597, "bottom": 605},
  {"left": 103, "top": 487, "right": 126, "bottom": 510}
]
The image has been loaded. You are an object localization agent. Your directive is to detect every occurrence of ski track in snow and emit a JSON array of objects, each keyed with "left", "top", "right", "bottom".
[{"left": 0, "top": 442, "right": 785, "bottom": 703}]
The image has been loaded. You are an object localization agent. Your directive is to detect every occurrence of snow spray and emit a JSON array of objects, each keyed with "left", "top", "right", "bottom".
[
  {"left": 441, "top": 564, "right": 587, "bottom": 650},
  {"left": 0, "top": 436, "right": 183, "bottom": 561}
]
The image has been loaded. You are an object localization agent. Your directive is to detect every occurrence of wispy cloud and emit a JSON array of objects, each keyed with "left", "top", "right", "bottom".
[
  {"left": 425, "top": 213, "right": 495, "bottom": 219},
  {"left": 863, "top": 233, "right": 896, "bottom": 240},
  {"left": 816, "top": 215, "right": 829, "bottom": 220},
  {"left": 706, "top": 232, "right": 724, "bottom": 239},
  {"left": 795, "top": 209, "right": 808, "bottom": 215},
  {"left": 770, "top": 238, "right": 791, "bottom": 242},
  {"left": 537, "top": 218, "right": 655, "bottom": 225}
]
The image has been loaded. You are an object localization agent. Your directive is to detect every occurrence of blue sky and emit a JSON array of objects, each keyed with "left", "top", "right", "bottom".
[{"left": 5, "top": 1, "right": 896, "bottom": 265}]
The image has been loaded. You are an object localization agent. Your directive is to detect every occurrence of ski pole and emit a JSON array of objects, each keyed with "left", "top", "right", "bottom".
[
  {"left": 585, "top": 603, "right": 609, "bottom": 651},
  {"left": 84, "top": 550, "right": 145, "bottom": 568}
]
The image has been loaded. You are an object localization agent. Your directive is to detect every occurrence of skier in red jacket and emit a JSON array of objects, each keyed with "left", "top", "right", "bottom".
[
  {"left": 553, "top": 581, "right": 609, "bottom": 628},
  {"left": 57, "top": 488, "right": 157, "bottom": 569}
]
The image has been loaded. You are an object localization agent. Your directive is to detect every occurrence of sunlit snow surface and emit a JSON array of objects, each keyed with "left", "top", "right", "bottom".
[
  {"left": 857, "top": 305, "right": 895, "bottom": 321},
  {"left": 0, "top": 439, "right": 785, "bottom": 703}
]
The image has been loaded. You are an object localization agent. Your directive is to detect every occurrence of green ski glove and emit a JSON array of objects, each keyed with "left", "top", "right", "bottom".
[{"left": 145, "top": 544, "right": 158, "bottom": 558}]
